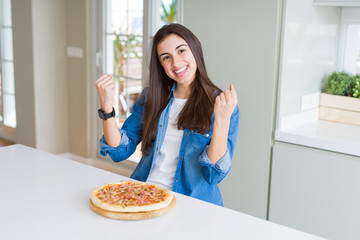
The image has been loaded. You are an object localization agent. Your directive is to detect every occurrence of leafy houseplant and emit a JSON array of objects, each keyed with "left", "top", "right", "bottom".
[
  {"left": 320, "top": 71, "right": 360, "bottom": 126},
  {"left": 161, "top": 0, "right": 177, "bottom": 24},
  {"left": 352, "top": 75, "right": 360, "bottom": 99},
  {"left": 113, "top": 32, "right": 141, "bottom": 80},
  {"left": 325, "top": 71, "right": 355, "bottom": 96},
  {"left": 113, "top": 29, "right": 142, "bottom": 118}
]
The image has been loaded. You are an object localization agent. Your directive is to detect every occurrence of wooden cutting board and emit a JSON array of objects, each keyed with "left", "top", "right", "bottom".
[{"left": 89, "top": 196, "right": 176, "bottom": 220}]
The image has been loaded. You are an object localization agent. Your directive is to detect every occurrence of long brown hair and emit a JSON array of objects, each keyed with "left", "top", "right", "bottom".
[{"left": 141, "top": 24, "right": 222, "bottom": 155}]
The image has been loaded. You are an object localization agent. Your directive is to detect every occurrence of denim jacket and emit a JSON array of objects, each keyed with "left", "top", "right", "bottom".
[{"left": 100, "top": 84, "right": 239, "bottom": 206}]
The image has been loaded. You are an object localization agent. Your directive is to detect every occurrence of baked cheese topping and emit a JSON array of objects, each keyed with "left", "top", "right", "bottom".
[
  {"left": 96, "top": 182, "right": 168, "bottom": 207},
  {"left": 90, "top": 180, "right": 173, "bottom": 213}
]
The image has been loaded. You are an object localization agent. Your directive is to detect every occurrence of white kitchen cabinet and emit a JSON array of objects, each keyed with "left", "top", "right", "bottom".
[
  {"left": 272, "top": 1, "right": 360, "bottom": 238},
  {"left": 269, "top": 141, "right": 360, "bottom": 240}
]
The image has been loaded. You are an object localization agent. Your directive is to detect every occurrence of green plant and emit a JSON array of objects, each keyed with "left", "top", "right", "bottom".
[
  {"left": 113, "top": 31, "right": 141, "bottom": 80},
  {"left": 161, "top": 0, "right": 177, "bottom": 23},
  {"left": 352, "top": 74, "right": 360, "bottom": 98},
  {"left": 325, "top": 71, "right": 354, "bottom": 96}
]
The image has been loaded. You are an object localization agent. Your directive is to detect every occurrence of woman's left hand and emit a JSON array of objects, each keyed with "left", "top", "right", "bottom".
[
  {"left": 214, "top": 84, "right": 238, "bottom": 125},
  {"left": 208, "top": 84, "right": 238, "bottom": 164}
]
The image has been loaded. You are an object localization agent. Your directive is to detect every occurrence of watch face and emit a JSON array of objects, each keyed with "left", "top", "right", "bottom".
[
  {"left": 98, "top": 108, "right": 115, "bottom": 120},
  {"left": 98, "top": 109, "right": 106, "bottom": 120}
]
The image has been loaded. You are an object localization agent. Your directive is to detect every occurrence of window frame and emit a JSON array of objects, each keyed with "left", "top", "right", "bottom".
[{"left": 0, "top": 0, "right": 16, "bottom": 142}]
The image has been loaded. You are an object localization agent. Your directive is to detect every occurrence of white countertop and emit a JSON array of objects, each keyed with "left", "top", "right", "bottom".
[
  {"left": 0, "top": 144, "right": 325, "bottom": 240},
  {"left": 275, "top": 120, "right": 360, "bottom": 156}
]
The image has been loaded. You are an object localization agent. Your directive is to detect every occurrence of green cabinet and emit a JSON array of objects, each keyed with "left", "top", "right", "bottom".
[{"left": 269, "top": 142, "right": 360, "bottom": 239}]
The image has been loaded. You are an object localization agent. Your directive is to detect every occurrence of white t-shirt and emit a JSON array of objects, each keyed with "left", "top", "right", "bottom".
[{"left": 147, "top": 98, "right": 187, "bottom": 190}]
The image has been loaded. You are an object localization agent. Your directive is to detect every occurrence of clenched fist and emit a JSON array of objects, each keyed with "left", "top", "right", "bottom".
[{"left": 95, "top": 74, "right": 115, "bottom": 113}]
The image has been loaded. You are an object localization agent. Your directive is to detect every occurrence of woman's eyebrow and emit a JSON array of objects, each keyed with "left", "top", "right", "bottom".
[
  {"left": 175, "top": 44, "right": 188, "bottom": 50},
  {"left": 158, "top": 52, "right": 168, "bottom": 58},
  {"left": 158, "top": 44, "right": 188, "bottom": 58}
]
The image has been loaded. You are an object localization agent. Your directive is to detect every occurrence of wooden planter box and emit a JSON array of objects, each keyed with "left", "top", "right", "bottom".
[{"left": 319, "top": 93, "right": 360, "bottom": 126}]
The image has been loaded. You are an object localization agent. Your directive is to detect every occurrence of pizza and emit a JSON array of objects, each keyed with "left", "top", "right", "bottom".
[{"left": 90, "top": 180, "right": 174, "bottom": 213}]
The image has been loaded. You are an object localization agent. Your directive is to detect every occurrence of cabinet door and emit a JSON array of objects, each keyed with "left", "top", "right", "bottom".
[{"left": 269, "top": 142, "right": 360, "bottom": 240}]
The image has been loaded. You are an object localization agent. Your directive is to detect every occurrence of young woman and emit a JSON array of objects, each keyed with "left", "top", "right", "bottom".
[{"left": 95, "top": 24, "right": 239, "bottom": 206}]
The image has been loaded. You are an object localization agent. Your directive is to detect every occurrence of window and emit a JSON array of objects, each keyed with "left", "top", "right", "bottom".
[
  {"left": 339, "top": 8, "right": 360, "bottom": 75},
  {"left": 342, "top": 24, "right": 360, "bottom": 74},
  {"left": 99, "top": 0, "right": 181, "bottom": 162},
  {"left": 0, "top": 0, "right": 16, "bottom": 130}
]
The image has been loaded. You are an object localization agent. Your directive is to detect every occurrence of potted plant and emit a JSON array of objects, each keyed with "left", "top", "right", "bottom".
[
  {"left": 352, "top": 74, "right": 360, "bottom": 98},
  {"left": 161, "top": 0, "right": 177, "bottom": 24},
  {"left": 319, "top": 71, "right": 360, "bottom": 126},
  {"left": 113, "top": 29, "right": 141, "bottom": 118}
]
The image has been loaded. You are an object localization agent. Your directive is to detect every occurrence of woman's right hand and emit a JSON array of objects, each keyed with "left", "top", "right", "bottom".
[
  {"left": 95, "top": 74, "right": 115, "bottom": 113},
  {"left": 95, "top": 74, "right": 121, "bottom": 147}
]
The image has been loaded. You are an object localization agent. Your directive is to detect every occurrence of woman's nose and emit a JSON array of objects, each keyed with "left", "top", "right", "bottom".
[{"left": 172, "top": 54, "right": 182, "bottom": 67}]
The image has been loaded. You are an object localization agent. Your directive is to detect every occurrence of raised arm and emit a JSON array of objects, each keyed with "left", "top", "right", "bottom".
[
  {"left": 94, "top": 74, "right": 121, "bottom": 147},
  {"left": 207, "top": 84, "right": 238, "bottom": 164}
]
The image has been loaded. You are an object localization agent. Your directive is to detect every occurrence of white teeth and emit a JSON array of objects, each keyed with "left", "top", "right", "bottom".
[{"left": 175, "top": 66, "right": 187, "bottom": 74}]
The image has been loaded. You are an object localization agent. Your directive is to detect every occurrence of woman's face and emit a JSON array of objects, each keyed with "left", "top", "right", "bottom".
[{"left": 157, "top": 34, "right": 197, "bottom": 89}]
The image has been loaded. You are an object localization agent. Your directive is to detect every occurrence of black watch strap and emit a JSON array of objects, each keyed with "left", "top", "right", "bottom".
[{"left": 98, "top": 107, "right": 115, "bottom": 120}]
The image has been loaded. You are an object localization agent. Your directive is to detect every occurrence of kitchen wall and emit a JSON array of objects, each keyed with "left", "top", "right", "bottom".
[
  {"left": 32, "top": 0, "right": 69, "bottom": 153},
  {"left": 66, "top": 0, "right": 94, "bottom": 157},
  {"left": 11, "top": 0, "right": 93, "bottom": 156},
  {"left": 12, "top": 0, "right": 36, "bottom": 148},
  {"left": 183, "top": 0, "right": 282, "bottom": 218},
  {"left": 12, "top": 0, "right": 69, "bottom": 153}
]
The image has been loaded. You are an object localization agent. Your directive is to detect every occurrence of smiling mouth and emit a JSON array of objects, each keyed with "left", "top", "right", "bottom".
[{"left": 175, "top": 66, "right": 187, "bottom": 75}]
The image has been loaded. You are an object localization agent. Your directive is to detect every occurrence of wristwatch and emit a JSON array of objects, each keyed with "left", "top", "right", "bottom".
[{"left": 98, "top": 107, "right": 115, "bottom": 120}]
